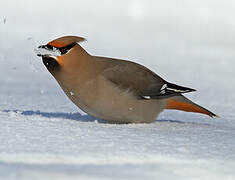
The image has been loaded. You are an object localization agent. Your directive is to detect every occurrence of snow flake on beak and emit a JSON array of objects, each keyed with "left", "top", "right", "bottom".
[
  {"left": 35, "top": 42, "right": 77, "bottom": 58},
  {"left": 35, "top": 45, "right": 61, "bottom": 57}
]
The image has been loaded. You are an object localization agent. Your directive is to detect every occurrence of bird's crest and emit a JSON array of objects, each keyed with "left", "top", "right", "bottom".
[{"left": 48, "top": 36, "right": 86, "bottom": 48}]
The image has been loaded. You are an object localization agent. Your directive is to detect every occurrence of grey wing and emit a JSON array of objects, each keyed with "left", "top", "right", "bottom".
[{"left": 100, "top": 58, "right": 196, "bottom": 100}]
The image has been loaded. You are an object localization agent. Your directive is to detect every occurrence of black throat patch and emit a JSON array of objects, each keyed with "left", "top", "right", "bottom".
[{"left": 42, "top": 56, "right": 60, "bottom": 73}]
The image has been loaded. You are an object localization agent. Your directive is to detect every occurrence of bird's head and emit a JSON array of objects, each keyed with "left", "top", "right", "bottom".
[{"left": 35, "top": 36, "right": 86, "bottom": 73}]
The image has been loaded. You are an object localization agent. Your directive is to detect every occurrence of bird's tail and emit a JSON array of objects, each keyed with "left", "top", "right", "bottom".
[{"left": 165, "top": 95, "right": 218, "bottom": 118}]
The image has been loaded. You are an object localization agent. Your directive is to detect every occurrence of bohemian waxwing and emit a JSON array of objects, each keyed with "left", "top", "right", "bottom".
[{"left": 36, "top": 36, "right": 217, "bottom": 123}]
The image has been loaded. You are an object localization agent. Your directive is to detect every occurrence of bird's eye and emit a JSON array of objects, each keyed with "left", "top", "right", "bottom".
[
  {"left": 60, "top": 48, "right": 67, "bottom": 54},
  {"left": 45, "top": 45, "right": 54, "bottom": 50},
  {"left": 59, "top": 42, "right": 77, "bottom": 55}
]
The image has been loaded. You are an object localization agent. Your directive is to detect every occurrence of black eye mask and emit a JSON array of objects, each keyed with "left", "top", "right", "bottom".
[
  {"left": 36, "top": 42, "right": 77, "bottom": 57},
  {"left": 58, "top": 42, "right": 77, "bottom": 55}
]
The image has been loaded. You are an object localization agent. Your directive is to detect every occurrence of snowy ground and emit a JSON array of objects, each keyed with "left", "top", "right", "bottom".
[{"left": 1, "top": 0, "right": 235, "bottom": 179}]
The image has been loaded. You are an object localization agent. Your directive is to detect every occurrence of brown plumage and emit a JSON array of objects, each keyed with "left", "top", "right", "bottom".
[{"left": 36, "top": 36, "right": 217, "bottom": 123}]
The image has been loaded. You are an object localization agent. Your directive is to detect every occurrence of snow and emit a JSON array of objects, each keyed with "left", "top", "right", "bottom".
[
  {"left": 35, "top": 46, "right": 61, "bottom": 58},
  {"left": 1, "top": 0, "right": 235, "bottom": 179}
]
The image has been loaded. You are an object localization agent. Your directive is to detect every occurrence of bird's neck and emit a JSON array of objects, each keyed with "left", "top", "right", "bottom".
[{"left": 56, "top": 44, "right": 91, "bottom": 69}]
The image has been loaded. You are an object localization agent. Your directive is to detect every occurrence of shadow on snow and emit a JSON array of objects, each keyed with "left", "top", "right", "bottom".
[
  {"left": 2, "top": 109, "right": 99, "bottom": 123},
  {"left": 2, "top": 109, "right": 210, "bottom": 125}
]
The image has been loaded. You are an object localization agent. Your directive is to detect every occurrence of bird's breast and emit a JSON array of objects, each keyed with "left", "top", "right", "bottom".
[{"left": 56, "top": 73, "right": 164, "bottom": 123}]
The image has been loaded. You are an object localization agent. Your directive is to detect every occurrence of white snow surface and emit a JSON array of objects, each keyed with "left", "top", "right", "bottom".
[{"left": 1, "top": 0, "right": 235, "bottom": 179}]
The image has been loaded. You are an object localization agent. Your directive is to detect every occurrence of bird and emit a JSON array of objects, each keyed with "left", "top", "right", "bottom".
[{"left": 36, "top": 36, "right": 217, "bottom": 123}]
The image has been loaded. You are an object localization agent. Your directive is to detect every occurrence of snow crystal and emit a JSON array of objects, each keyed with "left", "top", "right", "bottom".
[
  {"left": 40, "top": 89, "right": 44, "bottom": 94},
  {"left": 34, "top": 46, "right": 61, "bottom": 57},
  {"left": 8, "top": 111, "right": 17, "bottom": 118},
  {"left": 3, "top": 17, "right": 6, "bottom": 24}
]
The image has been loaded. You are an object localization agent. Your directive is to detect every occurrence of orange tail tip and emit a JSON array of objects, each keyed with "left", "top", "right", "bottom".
[{"left": 165, "top": 97, "right": 218, "bottom": 118}]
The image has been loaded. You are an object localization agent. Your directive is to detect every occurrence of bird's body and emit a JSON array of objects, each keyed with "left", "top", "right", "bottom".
[{"left": 37, "top": 36, "right": 217, "bottom": 123}]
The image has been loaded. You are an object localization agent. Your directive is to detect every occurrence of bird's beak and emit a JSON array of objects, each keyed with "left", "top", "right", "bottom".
[{"left": 35, "top": 45, "right": 61, "bottom": 57}]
